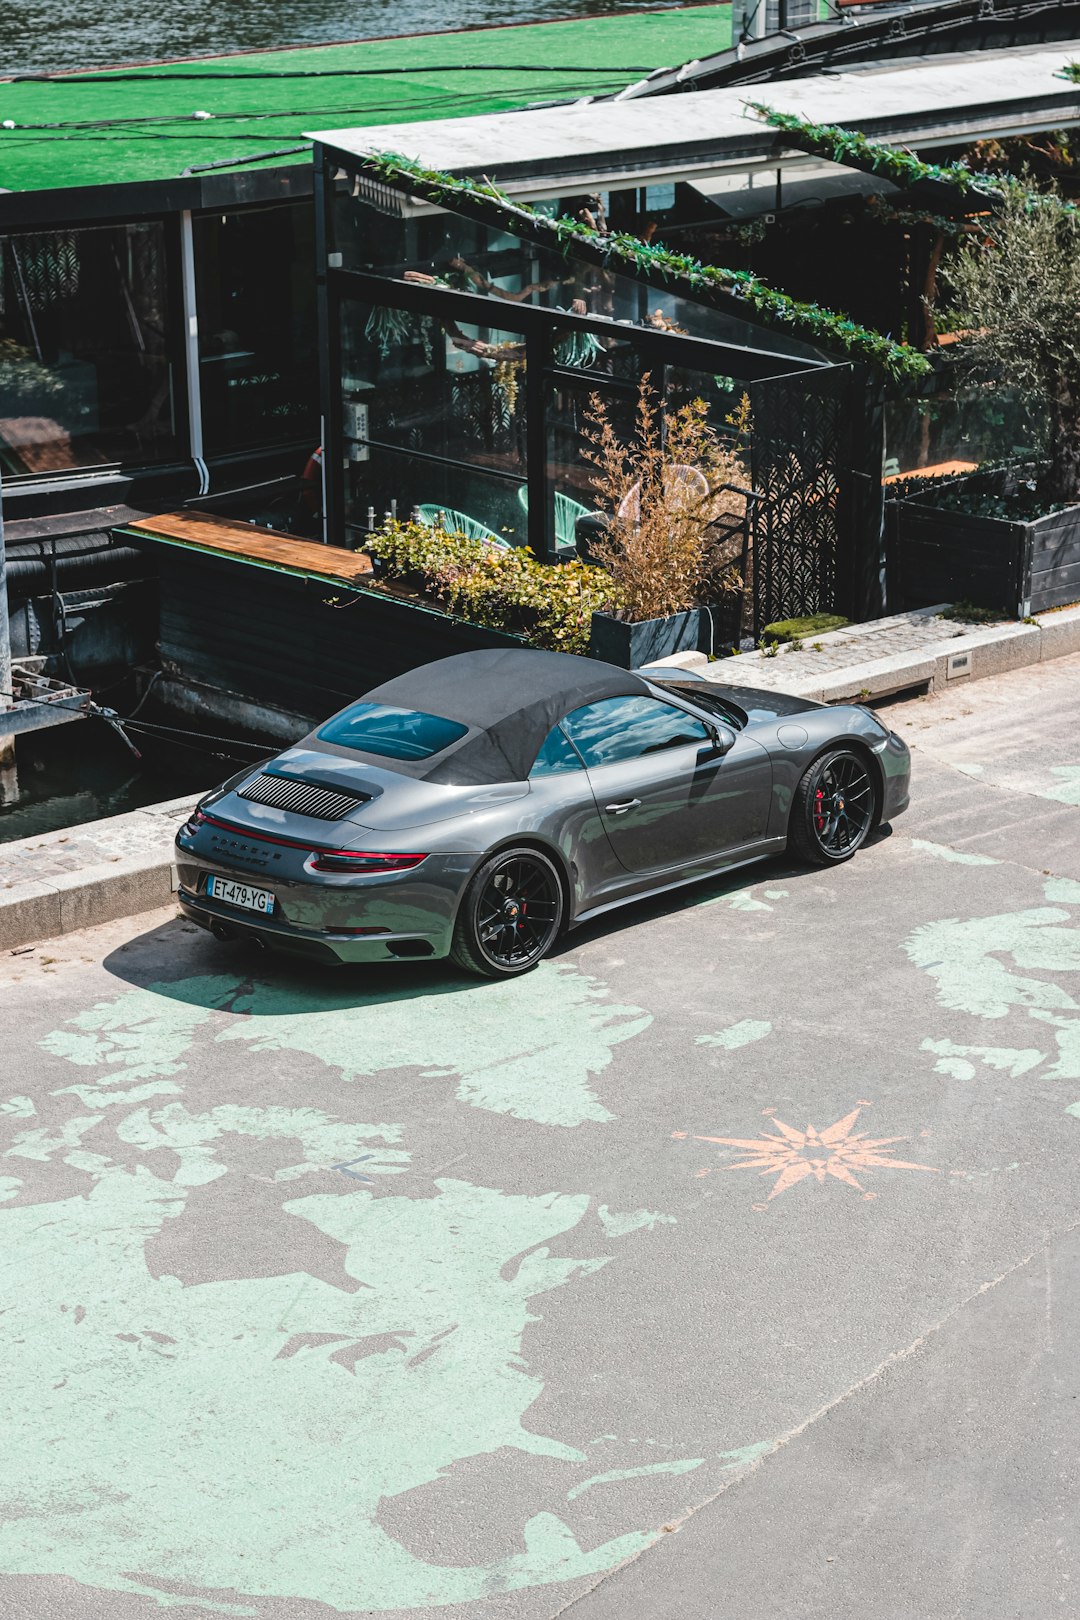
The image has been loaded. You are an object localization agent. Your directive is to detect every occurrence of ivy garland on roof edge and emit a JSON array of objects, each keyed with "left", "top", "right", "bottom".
[
  {"left": 748, "top": 103, "right": 1079, "bottom": 223},
  {"left": 362, "top": 151, "right": 931, "bottom": 383}
]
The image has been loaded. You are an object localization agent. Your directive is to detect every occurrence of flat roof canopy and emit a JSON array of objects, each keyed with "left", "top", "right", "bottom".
[{"left": 309, "top": 43, "right": 1080, "bottom": 196}]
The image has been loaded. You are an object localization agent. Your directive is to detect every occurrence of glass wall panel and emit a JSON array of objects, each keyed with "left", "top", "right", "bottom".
[
  {"left": 547, "top": 359, "right": 748, "bottom": 520},
  {"left": 884, "top": 387, "right": 1044, "bottom": 480},
  {"left": 194, "top": 202, "right": 316, "bottom": 455},
  {"left": 335, "top": 190, "right": 827, "bottom": 367},
  {"left": 341, "top": 299, "right": 527, "bottom": 477},
  {"left": 342, "top": 441, "right": 525, "bottom": 551},
  {"left": 547, "top": 370, "right": 641, "bottom": 521},
  {"left": 0, "top": 222, "right": 180, "bottom": 476}
]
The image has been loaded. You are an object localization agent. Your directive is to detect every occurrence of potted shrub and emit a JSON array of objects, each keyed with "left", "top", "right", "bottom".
[
  {"left": 890, "top": 182, "right": 1080, "bottom": 617},
  {"left": 582, "top": 377, "right": 748, "bottom": 667},
  {"left": 366, "top": 520, "right": 616, "bottom": 654}
]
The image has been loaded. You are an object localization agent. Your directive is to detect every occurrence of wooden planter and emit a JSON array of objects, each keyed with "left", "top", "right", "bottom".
[
  {"left": 589, "top": 605, "right": 737, "bottom": 669},
  {"left": 887, "top": 481, "right": 1080, "bottom": 618}
]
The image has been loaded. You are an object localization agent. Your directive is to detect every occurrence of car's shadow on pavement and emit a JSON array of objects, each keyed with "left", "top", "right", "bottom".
[
  {"left": 102, "top": 825, "right": 895, "bottom": 1010},
  {"left": 548, "top": 822, "right": 894, "bottom": 959}
]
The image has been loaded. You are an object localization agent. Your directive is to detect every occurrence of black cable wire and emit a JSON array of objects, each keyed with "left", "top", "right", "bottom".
[
  {"left": 2, "top": 79, "right": 635, "bottom": 133},
  {"left": 0, "top": 685, "right": 268, "bottom": 760},
  {"left": 6, "top": 62, "right": 656, "bottom": 84},
  {"left": 121, "top": 718, "right": 270, "bottom": 754}
]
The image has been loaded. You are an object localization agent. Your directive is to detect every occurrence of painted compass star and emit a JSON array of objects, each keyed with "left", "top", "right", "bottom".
[{"left": 674, "top": 1105, "right": 937, "bottom": 1203}]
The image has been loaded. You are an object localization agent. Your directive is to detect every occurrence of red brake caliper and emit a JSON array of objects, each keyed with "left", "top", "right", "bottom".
[{"left": 814, "top": 787, "right": 826, "bottom": 834}]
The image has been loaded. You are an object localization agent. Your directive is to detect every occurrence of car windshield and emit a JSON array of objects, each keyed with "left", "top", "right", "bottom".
[{"left": 317, "top": 702, "right": 469, "bottom": 761}]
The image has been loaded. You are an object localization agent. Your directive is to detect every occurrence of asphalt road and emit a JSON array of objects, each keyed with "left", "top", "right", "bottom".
[{"left": 3, "top": 653, "right": 1080, "bottom": 1620}]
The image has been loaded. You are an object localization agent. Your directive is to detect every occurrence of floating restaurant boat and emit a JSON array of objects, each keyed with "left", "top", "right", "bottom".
[{"left": 0, "top": 5, "right": 735, "bottom": 721}]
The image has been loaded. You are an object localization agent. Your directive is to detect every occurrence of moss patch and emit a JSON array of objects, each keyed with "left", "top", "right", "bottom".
[{"left": 762, "top": 614, "right": 849, "bottom": 644}]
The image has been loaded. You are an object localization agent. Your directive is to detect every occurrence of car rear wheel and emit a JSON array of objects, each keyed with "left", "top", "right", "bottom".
[
  {"left": 788, "top": 748, "right": 876, "bottom": 866},
  {"left": 451, "top": 847, "right": 564, "bottom": 979}
]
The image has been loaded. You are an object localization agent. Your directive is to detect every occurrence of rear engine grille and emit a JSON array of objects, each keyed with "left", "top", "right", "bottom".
[{"left": 238, "top": 772, "right": 369, "bottom": 822}]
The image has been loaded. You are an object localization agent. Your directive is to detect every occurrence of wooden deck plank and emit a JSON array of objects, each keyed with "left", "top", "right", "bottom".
[{"left": 122, "top": 510, "right": 375, "bottom": 585}]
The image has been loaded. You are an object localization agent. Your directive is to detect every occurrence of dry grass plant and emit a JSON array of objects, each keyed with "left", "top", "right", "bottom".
[{"left": 582, "top": 376, "right": 748, "bottom": 622}]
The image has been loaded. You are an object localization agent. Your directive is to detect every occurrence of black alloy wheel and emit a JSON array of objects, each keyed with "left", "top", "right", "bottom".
[
  {"left": 451, "top": 846, "right": 565, "bottom": 978},
  {"left": 789, "top": 748, "right": 876, "bottom": 866}
]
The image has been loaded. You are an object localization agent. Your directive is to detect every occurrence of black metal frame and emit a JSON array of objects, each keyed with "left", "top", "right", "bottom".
[
  {"left": 314, "top": 143, "right": 887, "bottom": 619},
  {"left": 750, "top": 363, "right": 857, "bottom": 631},
  {"left": 0, "top": 164, "right": 313, "bottom": 237},
  {"left": 315, "top": 143, "right": 836, "bottom": 562},
  {"left": 326, "top": 263, "right": 813, "bottom": 560}
]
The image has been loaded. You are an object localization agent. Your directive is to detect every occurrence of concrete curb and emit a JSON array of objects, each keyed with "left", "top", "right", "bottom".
[
  {"left": 0, "top": 795, "right": 196, "bottom": 954},
  {"left": 810, "top": 607, "right": 1080, "bottom": 702},
  {"left": 652, "top": 603, "right": 1080, "bottom": 703}
]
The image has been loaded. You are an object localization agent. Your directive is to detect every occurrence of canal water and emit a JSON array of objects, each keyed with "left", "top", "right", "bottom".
[
  {"left": 0, "top": 714, "right": 255, "bottom": 845},
  {"left": 2, "top": 0, "right": 646, "bottom": 73}
]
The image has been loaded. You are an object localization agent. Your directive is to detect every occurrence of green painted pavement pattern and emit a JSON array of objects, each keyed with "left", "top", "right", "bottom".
[
  {"left": 6, "top": 848, "right": 1080, "bottom": 1612},
  {"left": 2, "top": 957, "right": 720, "bottom": 1613},
  {"left": 42, "top": 962, "right": 651, "bottom": 1127}
]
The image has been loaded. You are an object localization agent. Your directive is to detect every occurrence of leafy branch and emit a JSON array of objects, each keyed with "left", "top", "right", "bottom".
[
  {"left": 362, "top": 151, "right": 931, "bottom": 383},
  {"left": 748, "top": 103, "right": 1080, "bottom": 226}
]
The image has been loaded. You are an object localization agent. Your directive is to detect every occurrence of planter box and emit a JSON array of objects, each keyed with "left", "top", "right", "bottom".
[
  {"left": 887, "top": 472, "right": 1080, "bottom": 617},
  {"left": 589, "top": 605, "right": 737, "bottom": 669}
]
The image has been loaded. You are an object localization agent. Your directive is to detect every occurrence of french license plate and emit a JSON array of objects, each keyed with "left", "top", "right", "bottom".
[{"left": 206, "top": 875, "right": 275, "bottom": 915}]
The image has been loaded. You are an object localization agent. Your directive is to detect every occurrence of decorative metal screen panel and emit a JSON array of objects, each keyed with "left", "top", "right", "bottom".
[
  {"left": 749, "top": 365, "right": 853, "bottom": 634},
  {"left": 239, "top": 773, "right": 369, "bottom": 821}
]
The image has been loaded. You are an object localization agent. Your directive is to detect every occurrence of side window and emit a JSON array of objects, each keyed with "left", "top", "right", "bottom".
[
  {"left": 530, "top": 723, "right": 584, "bottom": 778},
  {"left": 562, "top": 696, "right": 709, "bottom": 767}
]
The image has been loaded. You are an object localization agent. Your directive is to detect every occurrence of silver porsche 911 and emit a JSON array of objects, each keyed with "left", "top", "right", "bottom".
[{"left": 174, "top": 648, "right": 910, "bottom": 978}]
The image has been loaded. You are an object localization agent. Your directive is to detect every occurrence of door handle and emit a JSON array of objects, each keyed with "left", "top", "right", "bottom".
[{"left": 605, "top": 798, "right": 641, "bottom": 815}]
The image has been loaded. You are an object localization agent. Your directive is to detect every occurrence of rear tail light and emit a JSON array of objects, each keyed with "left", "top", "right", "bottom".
[
  {"left": 181, "top": 809, "right": 426, "bottom": 874},
  {"left": 311, "top": 851, "right": 429, "bottom": 874}
]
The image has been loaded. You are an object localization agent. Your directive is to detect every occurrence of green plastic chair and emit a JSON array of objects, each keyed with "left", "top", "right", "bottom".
[
  {"left": 516, "top": 487, "right": 590, "bottom": 552},
  {"left": 415, "top": 504, "right": 509, "bottom": 549}
]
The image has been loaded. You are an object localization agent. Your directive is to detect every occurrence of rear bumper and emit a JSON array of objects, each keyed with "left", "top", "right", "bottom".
[
  {"left": 175, "top": 844, "right": 476, "bottom": 965},
  {"left": 177, "top": 891, "right": 453, "bottom": 964}
]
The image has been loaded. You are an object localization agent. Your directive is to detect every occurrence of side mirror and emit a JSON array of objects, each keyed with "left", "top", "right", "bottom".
[{"left": 706, "top": 723, "right": 736, "bottom": 756}]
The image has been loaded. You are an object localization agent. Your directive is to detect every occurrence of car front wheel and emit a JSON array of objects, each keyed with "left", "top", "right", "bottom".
[
  {"left": 450, "top": 847, "right": 565, "bottom": 979},
  {"left": 788, "top": 748, "right": 876, "bottom": 866}
]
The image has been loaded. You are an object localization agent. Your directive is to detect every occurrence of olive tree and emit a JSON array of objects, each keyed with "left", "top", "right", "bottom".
[{"left": 944, "top": 182, "right": 1080, "bottom": 502}]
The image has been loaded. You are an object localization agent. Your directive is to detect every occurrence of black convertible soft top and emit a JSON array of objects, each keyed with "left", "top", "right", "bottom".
[{"left": 359, "top": 648, "right": 653, "bottom": 784}]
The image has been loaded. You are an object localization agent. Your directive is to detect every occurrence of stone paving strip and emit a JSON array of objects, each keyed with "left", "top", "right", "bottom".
[
  {"left": 2, "top": 600, "right": 1079, "bottom": 954},
  {"left": 0, "top": 795, "right": 197, "bottom": 953},
  {"left": 684, "top": 601, "right": 1080, "bottom": 702}
]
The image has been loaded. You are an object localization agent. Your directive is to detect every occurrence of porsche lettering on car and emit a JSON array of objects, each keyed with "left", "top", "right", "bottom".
[{"left": 174, "top": 648, "right": 911, "bottom": 978}]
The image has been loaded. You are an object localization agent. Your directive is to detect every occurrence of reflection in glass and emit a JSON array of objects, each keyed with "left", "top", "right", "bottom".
[
  {"left": 883, "top": 388, "right": 1043, "bottom": 480},
  {"left": 529, "top": 724, "right": 583, "bottom": 777},
  {"left": 0, "top": 223, "right": 179, "bottom": 475},
  {"left": 317, "top": 702, "right": 468, "bottom": 760},
  {"left": 341, "top": 299, "right": 529, "bottom": 543},
  {"left": 194, "top": 203, "right": 317, "bottom": 455},
  {"left": 342, "top": 440, "right": 525, "bottom": 550},
  {"left": 563, "top": 696, "right": 709, "bottom": 766},
  {"left": 335, "top": 191, "right": 826, "bottom": 361},
  {"left": 342, "top": 300, "right": 527, "bottom": 475}
]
